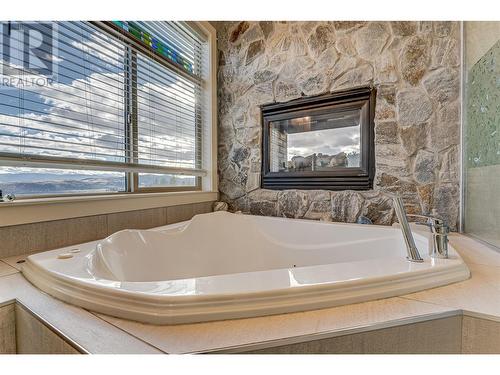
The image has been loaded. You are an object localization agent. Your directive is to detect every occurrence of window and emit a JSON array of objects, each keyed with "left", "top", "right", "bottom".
[
  {"left": 261, "top": 87, "right": 375, "bottom": 190},
  {"left": 0, "top": 21, "right": 210, "bottom": 198}
]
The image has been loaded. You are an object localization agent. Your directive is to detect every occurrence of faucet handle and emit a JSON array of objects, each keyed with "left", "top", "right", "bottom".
[
  {"left": 408, "top": 214, "right": 449, "bottom": 259},
  {"left": 406, "top": 214, "right": 448, "bottom": 234}
]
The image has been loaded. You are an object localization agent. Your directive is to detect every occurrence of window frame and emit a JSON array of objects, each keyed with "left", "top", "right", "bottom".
[{"left": 0, "top": 21, "right": 215, "bottom": 199}]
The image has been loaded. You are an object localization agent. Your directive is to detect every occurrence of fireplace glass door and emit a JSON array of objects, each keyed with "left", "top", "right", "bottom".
[
  {"left": 261, "top": 87, "right": 375, "bottom": 190},
  {"left": 269, "top": 108, "right": 361, "bottom": 173}
]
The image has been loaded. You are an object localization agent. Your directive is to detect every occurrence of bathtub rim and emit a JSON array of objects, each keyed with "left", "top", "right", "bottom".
[{"left": 22, "top": 249, "right": 470, "bottom": 325}]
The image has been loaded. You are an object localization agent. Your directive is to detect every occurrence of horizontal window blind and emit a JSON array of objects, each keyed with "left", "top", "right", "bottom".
[{"left": 0, "top": 21, "right": 206, "bottom": 179}]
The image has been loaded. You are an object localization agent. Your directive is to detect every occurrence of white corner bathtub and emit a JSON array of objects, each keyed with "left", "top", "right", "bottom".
[{"left": 22, "top": 211, "right": 470, "bottom": 325}]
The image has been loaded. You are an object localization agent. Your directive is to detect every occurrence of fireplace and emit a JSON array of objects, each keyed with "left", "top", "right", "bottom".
[{"left": 261, "top": 87, "right": 375, "bottom": 190}]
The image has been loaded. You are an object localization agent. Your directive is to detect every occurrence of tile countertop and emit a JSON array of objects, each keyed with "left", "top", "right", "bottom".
[{"left": 1, "top": 233, "right": 500, "bottom": 354}]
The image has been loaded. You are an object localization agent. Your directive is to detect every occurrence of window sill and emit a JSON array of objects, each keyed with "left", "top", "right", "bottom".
[{"left": 0, "top": 190, "right": 219, "bottom": 227}]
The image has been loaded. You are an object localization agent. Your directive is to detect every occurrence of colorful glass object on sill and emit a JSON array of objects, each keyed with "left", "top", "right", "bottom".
[{"left": 112, "top": 21, "right": 194, "bottom": 74}]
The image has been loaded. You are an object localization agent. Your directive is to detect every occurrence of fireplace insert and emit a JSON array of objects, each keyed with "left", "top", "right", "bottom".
[{"left": 261, "top": 86, "right": 375, "bottom": 190}]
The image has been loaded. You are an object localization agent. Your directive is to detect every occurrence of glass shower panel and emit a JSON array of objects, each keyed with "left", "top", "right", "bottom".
[{"left": 464, "top": 22, "right": 500, "bottom": 248}]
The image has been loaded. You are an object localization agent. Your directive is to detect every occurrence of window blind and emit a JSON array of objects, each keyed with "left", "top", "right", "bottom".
[{"left": 0, "top": 21, "right": 206, "bottom": 178}]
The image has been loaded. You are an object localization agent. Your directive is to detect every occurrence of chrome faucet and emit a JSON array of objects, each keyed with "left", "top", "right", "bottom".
[
  {"left": 391, "top": 195, "right": 449, "bottom": 262},
  {"left": 392, "top": 195, "right": 424, "bottom": 263},
  {"left": 406, "top": 214, "right": 449, "bottom": 259}
]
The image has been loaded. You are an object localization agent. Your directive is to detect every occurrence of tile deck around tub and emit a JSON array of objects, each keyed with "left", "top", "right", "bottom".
[
  {"left": 94, "top": 297, "right": 458, "bottom": 354},
  {"left": 0, "top": 273, "right": 162, "bottom": 354},
  {"left": 400, "top": 234, "right": 500, "bottom": 321},
  {"left": 0, "top": 260, "right": 18, "bottom": 277},
  {"left": 449, "top": 233, "right": 500, "bottom": 268},
  {"left": 1, "top": 233, "right": 500, "bottom": 354},
  {"left": 1, "top": 253, "right": 34, "bottom": 271},
  {"left": 402, "top": 263, "right": 500, "bottom": 319}
]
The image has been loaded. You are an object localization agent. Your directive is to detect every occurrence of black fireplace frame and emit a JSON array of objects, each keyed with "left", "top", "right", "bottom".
[{"left": 261, "top": 86, "right": 376, "bottom": 190}]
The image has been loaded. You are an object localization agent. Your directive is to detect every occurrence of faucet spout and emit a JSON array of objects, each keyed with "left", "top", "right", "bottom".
[{"left": 392, "top": 195, "right": 424, "bottom": 263}]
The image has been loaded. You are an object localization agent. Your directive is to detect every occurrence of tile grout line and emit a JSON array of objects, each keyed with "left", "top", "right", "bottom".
[
  {"left": 398, "top": 294, "right": 459, "bottom": 309},
  {"left": 396, "top": 295, "right": 500, "bottom": 322},
  {"left": 395, "top": 295, "right": 467, "bottom": 313}
]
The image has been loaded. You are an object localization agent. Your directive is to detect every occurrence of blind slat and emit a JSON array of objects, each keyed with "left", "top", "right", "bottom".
[{"left": 0, "top": 152, "right": 206, "bottom": 176}]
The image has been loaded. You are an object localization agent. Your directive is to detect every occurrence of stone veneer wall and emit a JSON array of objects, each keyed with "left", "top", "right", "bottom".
[{"left": 214, "top": 21, "right": 461, "bottom": 229}]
